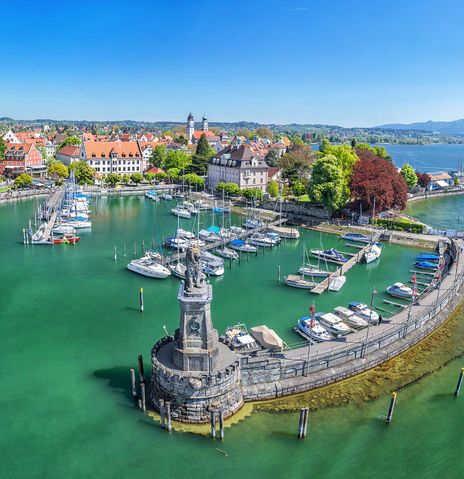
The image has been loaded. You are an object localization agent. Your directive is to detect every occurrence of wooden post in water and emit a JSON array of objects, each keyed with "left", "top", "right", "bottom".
[
  {"left": 130, "top": 368, "right": 137, "bottom": 398},
  {"left": 140, "top": 287, "right": 144, "bottom": 312},
  {"left": 133, "top": 240, "right": 137, "bottom": 257},
  {"left": 159, "top": 399, "right": 166, "bottom": 429},
  {"left": 123, "top": 242, "right": 126, "bottom": 257},
  {"left": 210, "top": 411, "right": 216, "bottom": 438},
  {"left": 138, "top": 354, "right": 145, "bottom": 383},
  {"left": 302, "top": 407, "right": 309, "bottom": 438},
  {"left": 140, "top": 382, "right": 146, "bottom": 412},
  {"left": 454, "top": 368, "right": 464, "bottom": 396},
  {"left": 219, "top": 410, "right": 224, "bottom": 440},
  {"left": 165, "top": 401, "right": 172, "bottom": 432},
  {"left": 297, "top": 408, "right": 305, "bottom": 438},
  {"left": 277, "top": 265, "right": 281, "bottom": 283},
  {"left": 152, "top": 237, "right": 155, "bottom": 250},
  {"left": 386, "top": 392, "right": 397, "bottom": 424},
  {"left": 142, "top": 239, "right": 145, "bottom": 254},
  {"left": 114, "top": 244, "right": 117, "bottom": 261}
]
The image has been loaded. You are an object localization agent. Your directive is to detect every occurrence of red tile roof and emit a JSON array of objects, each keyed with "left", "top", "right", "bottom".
[
  {"left": 192, "top": 131, "right": 215, "bottom": 139},
  {"left": 84, "top": 141, "right": 141, "bottom": 158},
  {"left": 58, "top": 145, "right": 80, "bottom": 156}
]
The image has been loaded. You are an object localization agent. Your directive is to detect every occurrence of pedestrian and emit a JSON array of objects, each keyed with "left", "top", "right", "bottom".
[{"left": 378, "top": 315, "right": 383, "bottom": 325}]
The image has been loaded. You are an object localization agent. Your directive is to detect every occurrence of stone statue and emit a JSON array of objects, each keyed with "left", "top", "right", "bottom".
[{"left": 185, "top": 245, "right": 204, "bottom": 292}]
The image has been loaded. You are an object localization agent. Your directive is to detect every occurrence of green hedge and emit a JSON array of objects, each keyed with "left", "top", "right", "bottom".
[{"left": 372, "top": 217, "right": 424, "bottom": 234}]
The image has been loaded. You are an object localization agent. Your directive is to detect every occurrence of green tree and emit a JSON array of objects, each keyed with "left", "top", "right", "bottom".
[
  {"left": 356, "top": 143, "right": 392, "bottom": 161},
  {"left": 149, "top": 145, "right": 167, "bottom": 167},
  {"left": 166, "top": 167, "right": 181, "bottom": 180},
  {"left": 58, "top": 136, "right": 80, "bottom": 149},
  {"left": 164, "top": 150, "right": 191, "bottom": 171},
  {"left": 236, "top": 128, "right": 252, "bottom": 138},
  {"left": 279, "top": 144, "right": 315, "bottom": 185},
  {"left": 454, "top": 176, "right": 460, "bottom": 186},
  {"left": 154, "top": 172, "right": 168, "bottom": 182},
  {"left": 121, "top": 174, "right": 131, "bottom": 185},
  {"left": 265, "top": 149, "right": 279, "bottom": 167},
  {"left": 266, "top": 179, "right": 279, "bottom": 198},
  {"left": 180, "top": 173, "right": 205, "bottom": 190},
  {"left": 130, "top": 172, "right": 143, "bottom": 184},
  {"left": 69, "top": 161, "right": 95, "bottom": 184},
  {"left": 144, "top": 172, "right": 155, "bottom": 183},
  {"left": 104, "top": 172, "right": 120, "bottom": 187},
  {"left": 196, "top": 134, "right": 214, "bottom": 158},
  {"left": 242, "top": 187, "right": 264, "bottom": 201},
  {"left": 255, "top": 127, "right": 274, "bottom": 139},
  {"left": 14, "top": 173, "right": 33, "bottom": 189},
  {"left": 400, "top": 163, "right": 418, "bottom": 188},
  {"left": 308, "top": 155, "right": 350, "bottom": 211},
  {"left": 174, "top": 135, "right": 188, "bottom": 146},
  {"left": 292, "top": 180, "right": 306, "bottom": 197},
  {"left": 351, "top": 138, "right": 357, "bottom": 148},
  {"left": 48, "top": 162, "right": 68, "bottom": 180},
  {"left": 216, "top": 182, "right": 241, "bottom": 197},
  {"left": 0, "top": 137, "right": 6, "bottom": 161}
]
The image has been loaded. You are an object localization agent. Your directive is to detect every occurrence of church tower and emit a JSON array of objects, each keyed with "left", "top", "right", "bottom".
[
  {"left": 187, "top": 112, "right": 195, "bottom": 143},
  {"left": 201, "top": 115, "right": 208, "bottom": 132}
]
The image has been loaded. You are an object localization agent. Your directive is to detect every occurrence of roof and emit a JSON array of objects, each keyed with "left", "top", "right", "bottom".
[
  {"left": 6, "top": 143, "right": 33, "bottom": 154},
  {"left": 192, "top": 130, "right": 215, "bottom": 139},
  {"left": 428, "top": 171, "right": 452, "bottom": 181},
  {"left": 268, "top": 167, "right": 281, "bottom": 178},
  {"left": 146, "top": 166, "right": 164, "bottom": 174},
  {"left": 58, "top": 145, "right": 80, "bottom": 156},
  {"left": 435, "top": 180, "right": 449, "bottom": 188},
  {"left": 210, "top": 144, "right": 268, "bottom": 169},
  {"left": 84, "top": 141, "right": 141, "bottom": 158}
]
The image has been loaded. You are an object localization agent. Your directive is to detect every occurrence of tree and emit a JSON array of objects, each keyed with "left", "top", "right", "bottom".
[
  {"left": 121, "top": 174, "right": 131, "bottom": 185},
  {"left": 69, "top": 161, "right": 95, "bottom": 184},
  {"left": 266, "top": 180, "right": 279, "bottom": 198},
  {"left": 351, "top": 138, "right": 357, "bottom": 148},
  {"left": 236, "top": 128, "right": 252, "bottom": 138},
  {"left": 164, "top": 150, "right": 191, "bottom": 171},
  {"left": 154, "top": 172, "right": 168, "bottom": 182},
  {"left": 292, "top": 180, "right": 306, "bottom": 197},
  {"left": 180, "top": 173, "right": 204, "bottom": 190},
  {"left": 14, "top": 173, "right": 33, "bottom": 189},
  {"left": 48, "top": 162, "right": 68, "bottom": 180},
  {"left": 265, "top": 149, "right": 279, "bottom": 167},
  {"left": 149, "top": 145, "right": 167, "bottom": 167},
  {"left": 319, "top": 138, "right": 359, "bottom": 177},
  {"left": 174, "top": 135, "right": 188, "bottom": 146},
  {"left": 416, "top": 171, "right": 431, "bottom": 188},
  {"left": 189, "top": 155, "right": 209, "bottom": 175},
  {"left": 196, "top": 134, "right": 214, "bottom": 158},
  {"left": 58, "top": 136, "right": 80, "bottom": 149},
  {"left": 454, "top": 176, "right": 460, "bottom": 186},
  {"left": 0, "top": 137, "right": 6, "bottom": 161},
  {"left": 242, "top": 187, "right": 264, "bottom": 201},
  {"left": 356, "top": 143, "right": 392, "bottom": 161},
  {"left": 144, "top": 172, "right": 155, "bottom": 183},
  {"left": 400, "top": 163, "right": 418, "bottom": 188},
  {"left": 308, "top": 155, "right": 350, "bottom": 211},
  {"left": 216, "top": 182, "right": 241, "bottom": 197},
  {"left": 105, "top": 172, "right": 120, "bottom": 187},
  {"left": 166, "top": 167, "right": 181, "bottom": 180},
  {"left": 350, "top": 149, "right": 408, "bottom": 212},
  {"left": 130, "top": 172, "right": 143, "bottom": 184},
  {"left": 255, "top": 127, "right": 274, "bottom": 139},
  {"left": 279, "top": 144, "right": 315, "bottom": 185}
]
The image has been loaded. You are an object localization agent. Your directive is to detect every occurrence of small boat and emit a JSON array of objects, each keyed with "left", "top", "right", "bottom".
[
  {"left": 268, "top": 225, "right": 300, "bottom": 239},
  {"left": 169, "top": 262, "right": 186, "bottom": 279},
  {"left": 171, "top": 207, "right": 191, "bottom": 219},
  {"left": 364, "top": 243, "right": 382, "bottom": 264},
  {"left": 328, "top": 275, "right": 346, "bottom": 292},
  {"left": 298, "top": 265, "right": 329, "bottom": 277},
  {"left": 414, "top": 260, "right": 438, "bottom": 270},
  {"left": 386, "top": 282, "right": 413, "bottom": 299},
  {"left": 284, "top": 274, "right": 315, "bottom": 289},
  {"left": 164, "top": 237, "right": 189, "bottom": 251},
  {"left": 199, "top": 226, "right": 221, "bottom": 242},
  {"left": 219, "top": 229, "right": 237, "bottom": 241},
  {"left": 249, "top": 233, "right": 278, "bottom": 247},
  {"left": 201, "top": 250, "right": 224, "bottom": 267},
  {"left": 318, "top": 312, "right": 351, "bottom": 336},
  {"left": 173, "top": 193, "right": 185, "bottom": 200},
  {"left": 348, "top": 301, "right": 379, "bottom": 323},
  {"left": 311, "top": 248, "right": 348, "bottom": 264},
  {"left": 32, "top": 224, "right": 46, "bottom": 242},
  {"left": 333, "top": 306, "right": 368, "bottom": 329},
  {"left": 341, "top": 232, "right": 371, "bottom": 243},
  {"left": 52, "top": 236, "right": 80, "bottom": 244},
  {"left": 194, "top": 200, "right": 211, "bottom": 210},
  {"left": 187, "top": 238, "right": 206, "bottom": 248},
  {"left": 230, "top": 239, "right": 257, "bottom": 253},
  {"left": 145, "top": 190, "right": 159, "bottom": 201},
  {"left": 416, "top": 253, "right": 439, "bottom": 262},
  {"left": 230, "top": 226, "right": 245, "bottom": 235},
  {"left": 60, "top": 219, "right": 92, "bottom": 229},
  {"left": 266, "top": 232, "right": 281, "bottom": 242},
  {"left": 225, "top": 324, "right": 259, "bottom": 350},
  {"left": 182, "top": 201, "right": 199, "bottom": 214},
  {"left": 160, "top": 193, "right": 173, "bottom": 201},
  {"left": 53, "top": 224, "right": 76, "bottom": 235},
  {"left": 127, "top": 256, "right": 171, "bottom": 279},
  {"left": 296, "top": 316, "right": 332, "bottom": 342},
  {"left": 215, "top": 247, "right": 239, "bottom": 260},
  {"left": 176, "top": 228, "right": 195, "bottom": 240},
  {"left": 202, "top": 262, "right": 224, "bottom": 276},
  {"left": 250, "top": 325, "right": 284, "bottom": 350},
  {"left": 243, "top": 219, "right": 263, "bottom": 229}
]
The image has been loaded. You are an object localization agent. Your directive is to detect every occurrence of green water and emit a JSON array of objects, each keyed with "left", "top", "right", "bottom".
[{"left": 1, "top": 197, "right": 463, "bottom": 479}]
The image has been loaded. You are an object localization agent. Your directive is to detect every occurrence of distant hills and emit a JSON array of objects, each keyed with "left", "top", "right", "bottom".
[{"left": 377, "top": 119, "right": 464, "bottom": 135}]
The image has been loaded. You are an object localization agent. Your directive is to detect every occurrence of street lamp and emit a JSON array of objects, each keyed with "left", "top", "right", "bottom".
[
  {"left": 362, "top": 287, "right": 377, "bottom": 358},
  {"left": 305, "top": 302, "right": 316, "bottom": 376}
]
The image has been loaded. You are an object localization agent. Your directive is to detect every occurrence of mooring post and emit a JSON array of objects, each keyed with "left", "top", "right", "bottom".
[
  {"left": 140, "top": 287, "right": 144, "bottom": 312},
  {"left": 297, "top": 408, "right": 305, "bottom": 438},
  {"left": 219, "top": 410, "right": 225, "bottom": 440},
  {"left": 138, "top": 354, "right": 145, "bottom": 383},
  {"left": 123, "top": 242, "right": 126, "bottom": 257},
  {"left": 302, "top": 407, "right": 309, "bottom": 438},
  {"left": 210, "top": 411, "right": 216, "bottom": 438},
  {"left": 386, "top": 392, "right": 397, "bottom": 424},
  {"left": 159, "top": 399, "right": 166, "bottom": 428},
  {"left": 137, "top": 398, "right": 143, "bottom": 410},
  {"left": 114, "top": 244, "right": 117, "bottom": 261},
  {"left": 140, "top": 382, "right": 146, "bottom": 412},
  {"left": 142, "top": 239, "right": 145, "bottom": 254},
  {"left": 277, "top": 265, "right": 281, "bottom": 283},
  {"left": 130, "top": 368, "right": 137, "bottom": 398},
  {"left": 133, "top": 240, "right": 137, "bottom": 257},
  {"left": 454, "top": 368, "right": 464, "bottom": 396},
  {"left": 152, "top": 237, "right": 155, "bottom": 250},
  {"left": 165, "top": 401, "right": 172, "bottom": 432}
]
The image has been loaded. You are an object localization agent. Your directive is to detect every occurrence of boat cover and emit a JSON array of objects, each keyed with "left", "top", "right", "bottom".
[
  {"left": 207, "top": 225, "right": 220, "bottom": 234},
  {"left": 251, "top": 325, "right": 284, "bottom": 350}
]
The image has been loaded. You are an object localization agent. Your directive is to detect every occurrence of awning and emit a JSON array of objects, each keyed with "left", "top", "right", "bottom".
[
  {"left": 251, "top": 325, "right": 284, "bottom": 351},
  {"left": 435, "top": 180, "right": 449, "bottom": 187}
]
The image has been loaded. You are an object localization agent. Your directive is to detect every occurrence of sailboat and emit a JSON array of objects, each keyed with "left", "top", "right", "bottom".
[{"left": 298, "top": 245, "right": 330, "bottom": 277}]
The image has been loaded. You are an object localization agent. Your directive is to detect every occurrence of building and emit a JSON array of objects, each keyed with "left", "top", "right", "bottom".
[
  {"left": 56, "top": 145, "right": 81, "bottom": 165},
  {"left": 80, "top": 141, "right": 144, "bottom": 176},
  {"left": 207, "top": 142, "right": 269, "bottom": 191},
  {"left": 186, "top": 113, "right": 215, "bottom": 144},
  {"left": 2, "top": 130, "right": 20, "bottom": 143},
  {"left": 0, "top": 143, "right": 45, "bottom": 176},
  {"left": 427, "top": 171, "right": 453, "bottom": 191}
]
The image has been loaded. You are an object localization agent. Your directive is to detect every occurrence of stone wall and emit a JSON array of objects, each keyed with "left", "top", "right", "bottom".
[{"left": 259, "top": 201, "right": 330, "bottom": 224}]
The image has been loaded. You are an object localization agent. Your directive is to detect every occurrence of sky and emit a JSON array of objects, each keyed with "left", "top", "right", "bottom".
[{"left": 1, "top": 0, "right": 464, "bottom": 127}]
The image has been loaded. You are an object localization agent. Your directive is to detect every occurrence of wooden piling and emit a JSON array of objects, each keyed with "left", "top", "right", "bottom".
[
  {"left": 277, "top": 265, "right": 281, "bottom": 283},
  {"left": 386, "top": 392, "right": 397, "bottom": 424},
  {"left": 142, "top": 239, "right": 145, "bottom": 254},
  {"left": 210, "top": 411, "right": 216, "bottom": 438},
  {"left": 123, "top": 242, "right": 126, "bottom": 257},
  {"left": 302, "top": 407, "right": 309, "bottom": 438},
  {"left": 130, "top": 368, "right": 137, "bottom": 398},
  {"left": 137, "top": 399, "right": 142, "bottom": 410},
  {"left": 454, "top": 368, "right": 464, "bottom": 396},
  {"left": 140, "top": 382, "right": 146, "bottom": 412},
  {"left": 165, "top": 401, "right": 172, "bottom": 432},
  {"left": 114, "top": 244, "right": 117, "bottom": 261},
  {"left": 159, "top": 399, "right": 166, "bottom": 428},
  {"left": 138, "top": 354, "right": 145, "bottom": 383},
  {"left": 219, "top": 410, "right": 224, "bottom": 440},
  {"left": 133, "top": 240, "right": 137, "bottom": 257},
  {"left": 140, "top": 287, "right": 144, "bottom": 312},
  {"left": 297, "top": 408, "right": 305, "bottom": 438}
]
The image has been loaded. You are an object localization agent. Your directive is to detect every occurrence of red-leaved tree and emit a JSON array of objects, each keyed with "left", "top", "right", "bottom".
[
  {"left": 350, "top": 149, "right": 408, "bottom": 212},
  {"left": 415, "top": 171, "right": 431, "bottom": 188}
]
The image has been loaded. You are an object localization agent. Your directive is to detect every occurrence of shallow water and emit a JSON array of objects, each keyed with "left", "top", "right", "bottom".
[{"left": 1, "top": 196, "right": 463, "bottom": 479}]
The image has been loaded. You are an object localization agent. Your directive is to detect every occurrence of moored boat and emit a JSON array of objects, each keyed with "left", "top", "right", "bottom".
[
  {"left": 230, "top": 239, "right": 257, "bottom": 253},
  {"left": 364, "top": 243, "right": 382, "bottom": 264},
  {"left": 318, "top": 312, "right": 351, "bottom": 336},
  {"left": 311, "top": 248, "right": 348, "bottom": 264},
  {"left": 127, "top": 256, "right": 171, "bottom": 279},
  {"left": 416, "top": 253, "right": 439, "bottom": 262},
  {"left": 171, "top": 207, "right": 191, "bottom": 219},
  {"left": 348, "top": 301, "right": 379, "bottom": 323},
  {"left": 249, "top": 233, "right": 278, "bottom": 247},
  {"left": 296, "top": 316, "right": 332, "bottom": 342},
  {"left": 414, "top": 260, "right": 438, "bottom": 270},
  {"left": 284, "top": 274, "right": 315, "bottom": 289},
  {"left": 298, "top": 265, "right": 329, "bottom": 277},
  {"left": 341, "top": 232, "right": 371, "bottom": 243},
  {"left": 333, "top": 306, "right": 368, "bottom": 329},
  {"left": 52, "top": 235, "right": 80, "bottom": 244},
  {"left": 268, "top": 225, "right": 300, "bottom": 239},
  {"left": 328, "top": 275, "right": 346, "bottom": 292},
  {"left": 215, "top": 247, "right": 239, "bottom": 260},
  {"left": 386, "top": 282, "right": 413, "bottom": 298}
]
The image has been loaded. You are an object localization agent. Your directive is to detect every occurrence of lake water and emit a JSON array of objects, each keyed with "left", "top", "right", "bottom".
[{"left": 1, "top": 196, "right": 463, "bottom": 478}]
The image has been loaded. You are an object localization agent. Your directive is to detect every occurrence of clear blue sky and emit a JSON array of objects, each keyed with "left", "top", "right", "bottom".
[{"left": 1, "top": 0, "right": 463, "bottom": 127}]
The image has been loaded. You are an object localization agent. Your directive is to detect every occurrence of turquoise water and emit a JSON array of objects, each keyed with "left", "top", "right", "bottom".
[{"left": 1, "top": 197, "right": 463, "bottom": 479}]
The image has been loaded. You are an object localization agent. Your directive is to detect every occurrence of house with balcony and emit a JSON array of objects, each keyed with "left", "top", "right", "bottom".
[{"left": 0, "top": 143, "right": 45, "bottom": 176}]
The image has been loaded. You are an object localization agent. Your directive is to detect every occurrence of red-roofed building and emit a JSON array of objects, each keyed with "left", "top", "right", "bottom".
[
  {"left": 56, "top": 145, "right": 81, "bottom": 165},
  {"left": 1, "top": 143, "right": 44, "bottom": 176},
  {"left": 145, "top": 166, "right": 164, "bottom": 175}
]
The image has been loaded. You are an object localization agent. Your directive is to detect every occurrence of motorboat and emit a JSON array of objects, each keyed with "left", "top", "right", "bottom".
[
  {"left": 53, "top": 224, "right": 76, "bottom": 236},
  {"left": 32, "top": 224, "right": 46, "bottom": 242},
  {"left": 230, "top": 226, "right": 245, "bottom": 235},
  {"left": 310, "top": 248, "right": 348, "bottom": 264},
  {"left": 318, "top": 312, "right": 351, "bottom": 336},
  {"left": 219, "top": 229, "right": 237, "bottom": 241},
  {"left": 160, "top": 193, "right": 173, "bottom": 201},
  {"left": 60, "top": 219, "right": 92, "bottom": 229},
  {"left": 267, "top": 225, "right": 300, "bottom": 239},
  {"left": 296, "top": 316, "right": 332, "bottom": 342},
  {"left": 284, "top": 274, "right": 315, "bottom": 289},
  {"left": 414, "top": 260, "right": 438, "bottom": 270},
  {"left": 298, "top": 265, "right": 329, "bottom": 277},
  {"left": 171, "top": 207, "right": 191, "bottom": 219},
  {"left": 187, "top": 238, "right": 206, "bottom": 248},
  {"left": 202, "top": 262, "right": 224, "bottom": 276},
  {"left": 215, "top": 247, "right": 239, "bottom": 260},
  {"left": 333, "top": 306, "right": 368, "bottom": 329},
  {"left": 199, "top": 226, "right": 221, "bottom": 242},
  {"left": 164, "top": 237, "right": 189, "bottom": 251},
  {"left": 182, "top": 201, "right": 199, "bottom": 214},
  {"left": 127, "top": 256, "right": 171, "bottom": 279},
  {"left": 266, "top": 232, "right": 281, "bottom": 242},
  {"left": 225, "top": 324, "right": 259, "bottom": 350},
  {"left": 416, "top": 253, "right": 439, "bottom": 262},
  {"left": 243, "top": 219, "right": 263, "bottom": 229},
  {"left": 173, "top": 193, "right": 185, "bottom": 200},
  {"left": 386, "top": 282, "right": 413, "bottom": 299},
  {"left": 145, "top": 190, "right": 159, "bottom": 201},
  {"left": 201, "top": 250, "right": 224, "bottom": 267},
  {"left": 230, "top": 239, "right": 257, "bottom": 253},
  {"left": 250, "top": 325, "right": 284, "bottom": 350},
  {"left": 328, "top": 275, "right": 346, "bottom": 292},
  {"left": 364, "top": 243, "right": 382, "bottom": 264},
  {"left": 176, "top": 228, "right": 195, "bottom": 240},
  {"left": 348, "top": 301, "right": 379, "bottom": 323},
  {"left": 249, "top": 233, "right": 278, "bottom": 247},
  {"left": 194, "top": 200, "right": 211, "bottom": 210},
  {"left": 52, "top": 235, "right": 80, "bottom": 244},
  {"left": 341, "top": 232, "right": 371, "bottom": 243},
  {"left": 169, "top": 262, "right": 186, "bottom": 279}
]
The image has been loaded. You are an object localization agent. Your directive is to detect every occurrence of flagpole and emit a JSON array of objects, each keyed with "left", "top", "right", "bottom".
[
  {"left": 362, "top": 287, "right": 377, "bottom": 358},
  {"left": 305, "top": 302, "right": 315, "bottom": 376}
]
